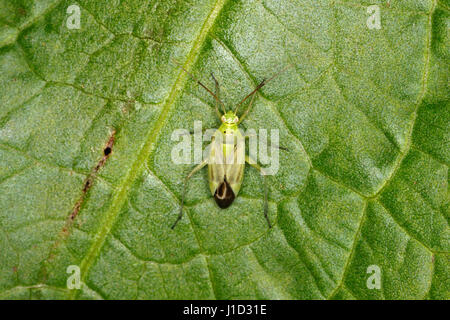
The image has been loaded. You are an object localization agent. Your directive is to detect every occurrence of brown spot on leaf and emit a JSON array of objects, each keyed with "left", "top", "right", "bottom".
[
  {"left": 121, "top": 99, "right": 136, "bottom": 114},
  {"left": 41, "top": 130, "right": 116, "bottom": 281},
  {"left": 17, "top": 8, "right": 26, "bottom": 16},
  {"left": 71, "top": 130, "right": 115, "bottom": 221},
  {"left": 82, "top": 179, "right": 92, "bottom": 192}
]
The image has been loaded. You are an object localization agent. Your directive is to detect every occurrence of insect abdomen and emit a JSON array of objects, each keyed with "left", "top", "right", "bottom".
[
  {"left": 214, "top": 178, "right": 235, "bottom": 208},
  {"left": 208, "top": 128, "right": 245, "bottom": 208}
]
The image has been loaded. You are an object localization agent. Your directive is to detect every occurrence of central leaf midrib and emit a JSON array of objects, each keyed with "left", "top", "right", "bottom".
[{"left": 69, "top": 0, "right": 228, "bottom": 299}]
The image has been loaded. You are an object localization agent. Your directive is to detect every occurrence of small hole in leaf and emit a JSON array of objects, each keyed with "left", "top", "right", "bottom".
[{"left": 104, "top": 147, "right": 111, "bottom": 156}]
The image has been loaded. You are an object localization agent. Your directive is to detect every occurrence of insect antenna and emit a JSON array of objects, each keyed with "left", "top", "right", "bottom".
[
  {"left": 234, "top": 64, "right": 293, "bottom": 116},
  {"left": 172, "top": 59, "right": 227, "bottom": 114},
  {"left": 210, "top": 72, "right": 223, "bottom": 118}
]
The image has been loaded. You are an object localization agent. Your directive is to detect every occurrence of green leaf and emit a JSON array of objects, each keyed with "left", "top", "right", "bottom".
[{"left": 0, "top": 0, "right": 448, "bottom": 300}]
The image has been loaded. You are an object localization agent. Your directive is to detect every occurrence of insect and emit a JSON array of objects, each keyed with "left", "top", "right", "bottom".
[{"left": 171, "top": 61, "right": 289, "bottom": 229}]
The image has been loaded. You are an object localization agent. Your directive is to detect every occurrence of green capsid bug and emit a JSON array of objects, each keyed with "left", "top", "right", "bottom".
[{"left": 171, "top": 61, "right": 290, "bottom": 229}]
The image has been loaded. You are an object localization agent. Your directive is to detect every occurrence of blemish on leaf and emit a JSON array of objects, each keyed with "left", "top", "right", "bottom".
[
  {"left": 72, "top": 129, "right": 115, "bottom": 220},
  {"left": 17, "top": 8, "right": 26, "bottom": 16},
  {"left": 82, "top": 179, "right": 92, "bottom": 192},
  {"left": 121, "top": 99, "right": 136, "bottom": 115},
  {"left": 41, "top": 130, "right": 116, "bottom": 281}
]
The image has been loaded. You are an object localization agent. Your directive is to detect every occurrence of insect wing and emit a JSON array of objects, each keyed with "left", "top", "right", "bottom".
[{"left": 208, "top": 131, "right": 225, "bottom": 196}]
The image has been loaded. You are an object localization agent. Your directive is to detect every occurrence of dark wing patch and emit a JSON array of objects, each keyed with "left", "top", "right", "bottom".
[{"left": 214, "top": 178, "right": 235, "bottom": 208}]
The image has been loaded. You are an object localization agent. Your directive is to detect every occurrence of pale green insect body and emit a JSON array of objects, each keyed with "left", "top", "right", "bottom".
[
  {"left": 171, "top": 61, "right": 290, "bottom": 229},
  {"left": 208, "top": 112, "right": 245, "bottom": 208}
]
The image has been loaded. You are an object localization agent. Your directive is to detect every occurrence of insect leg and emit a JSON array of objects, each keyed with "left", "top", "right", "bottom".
[
  {"left": 171, "top": 159, "right": 209, "bottom": 229},
  {"left": 245, "top": 155, "right": 272, "bottom": 228}
]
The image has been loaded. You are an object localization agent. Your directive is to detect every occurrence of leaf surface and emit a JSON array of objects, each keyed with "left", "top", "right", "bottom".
[{"left": 0, "top": 0, "right": 448, "bottom": 299}]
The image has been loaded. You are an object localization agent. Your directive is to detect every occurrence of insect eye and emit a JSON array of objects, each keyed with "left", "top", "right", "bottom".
[
  {"left": 234, "top": 117, "right": 238, "bottom": 123},
  {"left": 221, "top": 116, "right": 226, "bottom": 122}
]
